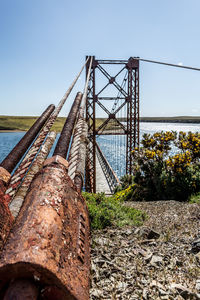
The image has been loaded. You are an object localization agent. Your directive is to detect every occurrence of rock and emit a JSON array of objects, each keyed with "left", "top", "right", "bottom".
[
  {"left": 138, "top": 249, "right": 152, "bottom": 262},
  {"left": 135, "top": 227, "right": 160, "bottom": 239},
  {"left": 144, "top": 252, "right": 153, "bottom": 262},
  {"left": 91, "top": 289, "right": 103, "bottom": 297},
  {"left": 196, "top": 279, "right": 200, "bottom": 293},
  {"left": 174, "top": 296, "right": 185, "bottom": 300},
  {"left": 191, "top": 238, "right": 200, "bottom": 254},
  {"left": 147, "top": 229, "right": 160, "bottom": 239},
  {"left": 142, "top": 288, "right": 148, "bottom": 299},
  {"left": 150, "top": 255, "right": 163, "bottom": 267},
  {"left": 170, "top": 283, "right": 195, "bottom": 299},
  {"left": 125, "top": 228, "right": 133, "bottom": 235},
  {"left": 195, "top": 252, "right": 200, "bottom": 263},
  {"left": 150, "top": 280, "right": 166, "bottom": 291},
  {"left": 90, "top": 201, "right": 200, "bottom": 299}
]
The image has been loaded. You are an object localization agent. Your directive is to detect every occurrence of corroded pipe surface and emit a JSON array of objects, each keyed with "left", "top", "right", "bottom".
[
  {"left": 0, "top": 195, "right": 13, "bottom": 254},
  {"left": 3, "top": 279, "right": 38, "bottom": 300},
  {"left": 0, "top": 162, "right": 90, "bottom": 300},
  {"left": 0, "top": 169, "right": 13, "bottom": 254},
  {"left": 53, "top": 92, "right": 82, "bottom": 158},
  {"left": 0, "top": 104, "right": 55, "bottom": 174}
]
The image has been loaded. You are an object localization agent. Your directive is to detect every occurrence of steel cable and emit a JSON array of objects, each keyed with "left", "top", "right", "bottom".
[
  {"left": 5, "top": 59, "right": 89, "bottom": 202},
  {"left": 9, "top": 131, "right": 57, "bottom": 218},
  {"left": 68, "top": 57, "right": 93, "bottom": 190}
]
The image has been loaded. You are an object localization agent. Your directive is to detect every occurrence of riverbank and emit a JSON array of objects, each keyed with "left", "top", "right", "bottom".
[
  {"left": 90, "top": 200, "right": 200, "bottom": 299},
  {"left": 141, "top": 116, "right": 200, "bottom": 123},
  {"left": 1, "top": 116, "right": 200, "bottom": 132}
]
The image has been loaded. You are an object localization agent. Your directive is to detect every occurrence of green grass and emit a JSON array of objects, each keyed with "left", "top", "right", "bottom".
[
  {"left": 0, "top": 115, "right": 67, "bottom": 132},
  {"left": 83, "top": 192, "right": 146, "bottom": 230},
  {"left": 189, "top": 193, "right": 200, "bottom": 204},
  {"left": 1, "top": 115, "right": 199, "bottom": 132},
  {"left": 0, "top": 116, "right": 123, "bottom": 132}
]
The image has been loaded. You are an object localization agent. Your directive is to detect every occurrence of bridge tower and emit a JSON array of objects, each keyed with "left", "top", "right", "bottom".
[{"left": 85, "top": 56, "right": 139, "bottom": 193}]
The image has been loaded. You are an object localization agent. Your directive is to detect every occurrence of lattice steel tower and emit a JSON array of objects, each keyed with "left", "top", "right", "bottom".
[{"left": 85, "top": 56, "right": 139, "bottom": 193}]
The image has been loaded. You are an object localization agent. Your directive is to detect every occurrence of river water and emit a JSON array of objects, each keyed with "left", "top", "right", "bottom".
[
  {"left": 97, "top": 122, "right": 200, "bottom": 178},
  {"left": 0, "top": 122, "right": 200, "bottom": 178}
]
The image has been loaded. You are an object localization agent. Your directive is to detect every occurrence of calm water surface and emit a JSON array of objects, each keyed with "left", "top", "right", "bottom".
[
  {"left": 97, "top": 122, "right": 200, "bottom": 178},
  {"left": 1, "top": 122, "right": 200, "bottom": 178}
]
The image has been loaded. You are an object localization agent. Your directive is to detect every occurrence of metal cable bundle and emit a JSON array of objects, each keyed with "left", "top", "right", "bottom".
[
  {"left": 9, "top": 131, "right": 57, "bottom": 218},
  {"left": 4, "top": 60, "right": 88, "bottom": 202},
  {"left": 68, "top": 117, "right": 88, "bottom": 181}
]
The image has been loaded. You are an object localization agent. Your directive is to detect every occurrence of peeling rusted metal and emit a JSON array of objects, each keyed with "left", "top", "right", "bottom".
[
  {"left": 0, "top": 175, "right": 13, "bottom": 254},
  {"left": 0, "top": 105, "right": 55, "bottom": 174},
  {"left": 0, "top": 195, "right": 13, "bottom": 254},
  {"left": 44, "top": 154, "right": 69, "bottom": 169},
  {"left": 0, "top": 162, "right": 90, "bottom": 300},
  {"left": 0, "top": 167, "right": 11, "bottom": 184},
  {"left": 53, "top": 92, "right": 83, "bottom": 158}
]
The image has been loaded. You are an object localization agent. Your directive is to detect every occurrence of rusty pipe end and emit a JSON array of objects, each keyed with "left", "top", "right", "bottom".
[
  {"left": 0, "top": 263, "right": 74, "bottom": 300},
  {"left": 44, "top": 155, "right": 69, "bottom": 169}
]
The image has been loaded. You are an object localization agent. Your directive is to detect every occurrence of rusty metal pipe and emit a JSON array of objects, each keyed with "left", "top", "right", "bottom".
[
  {"left": 0, "top": 104, "right": 55, "bottom": 174},
  {"left": 53, "top": 92, "right": 82, "bottom": 158},
  {"left": 0, "top": 160, "right": 90, "bottom": 300},
  {"left": 3, "top": 279, "right": 39, "bottom": 300}
]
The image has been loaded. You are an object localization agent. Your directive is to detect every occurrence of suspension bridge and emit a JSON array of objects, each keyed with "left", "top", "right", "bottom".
[{"left": 0, "top": 56, "right": 199, "bottom": 299}]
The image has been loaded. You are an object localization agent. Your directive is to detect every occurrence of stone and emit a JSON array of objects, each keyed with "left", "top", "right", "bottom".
[
  {"left": 135, "top": 227, "right": 160, "bottom": 239},
  {"left": 191, "top": 238, "right": 200, "bottom": 254},
  {"left": 170, "top": 283, "right": 195, "bottom": 299},
  {"left": 196, "top": 279, "right": 200, "bottom": 293},
  {"left": 150, "top": 255, "right": 163, "bottom": 267}
]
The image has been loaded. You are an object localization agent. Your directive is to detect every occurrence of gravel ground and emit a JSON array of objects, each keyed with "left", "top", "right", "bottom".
[{"left": 90, "top": 201, "right": 200, "bottom": 299}]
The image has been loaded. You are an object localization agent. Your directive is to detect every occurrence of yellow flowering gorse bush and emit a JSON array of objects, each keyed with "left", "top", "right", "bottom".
[{"left": 130, "top": 131, "right": 200, "bottom": 201}]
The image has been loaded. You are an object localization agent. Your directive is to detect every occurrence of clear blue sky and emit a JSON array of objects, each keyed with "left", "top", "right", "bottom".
[{"left": 1, "top": 0, "right": 200, "bottom": 117}]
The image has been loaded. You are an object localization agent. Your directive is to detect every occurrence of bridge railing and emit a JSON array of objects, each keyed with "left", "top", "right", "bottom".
[{"left": 96, "top": 142, "right": 120, "bottom": 193}]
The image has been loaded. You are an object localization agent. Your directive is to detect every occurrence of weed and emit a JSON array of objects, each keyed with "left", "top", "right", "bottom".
[
  {"left": 83, "top": 192, "right": 146, "bottom": 230},
  {"left": 189, "top": 193, "right": 200, "bottom": 204}
]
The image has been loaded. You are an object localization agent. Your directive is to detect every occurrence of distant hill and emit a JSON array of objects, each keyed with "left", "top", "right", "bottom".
[
  {"left": 0, "top": 116, "right": 66, "bottom": 132},
  {"left": 140, "top": 116, "right": 200, "bottom": 123},
  {"left": 0, "top": 115, "right": 200, "bottom": 132}
]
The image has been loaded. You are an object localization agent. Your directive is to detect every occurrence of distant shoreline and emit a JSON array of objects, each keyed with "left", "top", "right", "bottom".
[
  {"left": 140, "top": 117, "right": 200, "bottom": 123},
  {"left": 0, "top": 130, "right": 25, "bottom": 133},
  {"left": 0, "top": 116, "right": 200, "bottom": 133}
]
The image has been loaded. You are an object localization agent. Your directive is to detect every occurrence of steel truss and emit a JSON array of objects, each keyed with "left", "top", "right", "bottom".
[{"left": 85, "top": 56, "right": 139, "bottom": 193}]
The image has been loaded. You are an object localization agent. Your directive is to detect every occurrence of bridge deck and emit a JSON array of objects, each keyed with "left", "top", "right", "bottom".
[{"left": 96, "top": 154, "right": 112, "bottom": 195}]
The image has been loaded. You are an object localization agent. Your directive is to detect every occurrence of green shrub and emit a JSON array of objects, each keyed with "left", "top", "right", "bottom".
[
  {"left": 114, "top": 174, "right": 135, "bottom": 192},
  {"left": 131, "top": 131, "right": 200, "bottom": 201},
  {"left": 83, "top": 192, "right": 146, "bottom": 230}
]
